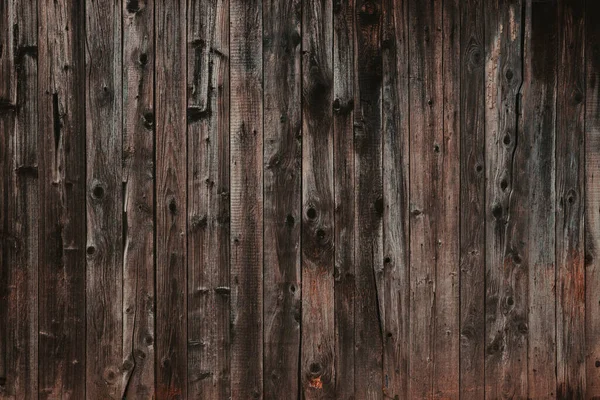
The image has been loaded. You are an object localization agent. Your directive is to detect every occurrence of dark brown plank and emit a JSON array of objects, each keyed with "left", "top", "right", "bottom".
[
  {"left": 408, "top": 0, "right": 460, "bottom": 397},
  {"left": 354, "top": 0, "right": 383, "bottom": 397},
  {"left": 519, "top": 2, "right": 558, "bottom": 397},
  {"left": 484, "top": 0, "right": 527, "bottom": 397},
  {"left": 263, "top": 0, "right": 301, "bottom": 397},
  {"left": 85, "top": 0, "right": 124, "bottom": 397},
  {"left": 230, "top": 0, "right": 263, "bottom": 397},
  {"left": 459, "top": 0, "right": 486, "bottom": 397},
  {"left": 586, "top": 0, "right": 600, "bottom": 395},
  {"left": 301, "top": 0, "right": 335, "bottom": 397},
  {"left": 155, "top": 0, "right": 187, "bottom": 398},
  {"left": 381, "top": 0, "right": 409, "bottom": 398},
  {"left": 0, "top": 0, "right": 38, "bottom": 398},
  {"left": 333, "top": 0, "right": 355, "bottom": 397},
  {"left": 186, "top": 0, "right": 230, "bottom": 397},
  {"left": 556, "top": 0, "right": 586, "bottom": 396},
  {"left": 38, "top": 0, "right": 87, "bottom": 398},
  {"left": 122, "top": 0, "right": 155, "bottom": 397}
]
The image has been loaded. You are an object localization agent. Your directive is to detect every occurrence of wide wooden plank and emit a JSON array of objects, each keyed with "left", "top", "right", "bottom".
[
  {"left": 556, "top": 0, "right": 586, "bottom": 396},
  {"left": 381, "top": 0, "right": 409, "bottom": 398},
  {"left": 301, "top": 0, "right": 335, "bottom": 397},
  {"left": 122, "top": 0, "right": 155, "bottom": 397},
  {"left": 484, "top": 0, "right": 527, "bottom": 397},
  {"left": 333, "top": 0, "right": 355, "bottom": 397},
  {"left": 520, "top": 2, "right": 557, "bottom": 397},
  {"left": 408, "top": 0, "right": 459, "bottom": 397},
  {"left": 155, "top": 0, "right": 187, "bottom": 398},
  {"left": 186, "top": 0, "right": 230, "bottom": 397},
  {"left": 85, "top": 0, "right": 124, "bottom": 397},
  {"left": 38, "top": 0, "right": 87, "bottom": 398},
  {"left": 230, "top": 0, "right": 263, "bottom": 397},
  {"left": 354, "top": 0, "right": 383, "bottom": 397},
  {"left": 586, "top": 0, "right": 600, "bottom": 395},
  {"left": 0, "top": 0, "right": 38, "bottom": 398},
  {"left": 263, "top": 0, "right": 302, "bottom": 397},
  {"left": 459, "top": 0, "right": 486, "bottom": 397}
]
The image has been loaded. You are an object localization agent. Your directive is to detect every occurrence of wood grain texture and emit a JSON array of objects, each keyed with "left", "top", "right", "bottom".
[
  {"left": 556, "top": 0, "right": 586, "bottom": 397},
  {"left": 186, "top": 0, "right": 230, "bottom": 397},
  {"left": 333, "top": 0, "right": 355, "bottom": 398},
  {"left": 85, "top": 0, "right": 124, "bottom": 397},
  {"left": 263, "top": 0, "right": 301, "bottom": 397},
  {"left": 460, "top": 0, "right": 486, "bottom": 398},
  {"left": 122, "top": 0, "right": 155, "bottom": 397},
  {"left": 586, "top": 0, "right": 600, "bottom": 395},
  {"left": 230, "top": 0, "right": 263, "bottom": 397},
  {"left": 484, "top": 0, "right": 527, "bottom": 398},
  {"left": 301, "top": 0, "right": 335, "bottom": 397},
  {"left": 37, "top": 0, "right": 87, "bottom": 398},
  {"left": 0, "top": 0, "right": 38, "bottom": 398},
  {"left": 521, "top": 2, "right": 557, "bottom": 397},
  {"left": 155, "top": 0, "right": 187, "bottom": 398}
]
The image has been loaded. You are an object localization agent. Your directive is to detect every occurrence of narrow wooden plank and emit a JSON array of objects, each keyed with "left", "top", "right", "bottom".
[
  {"left": 333, "top": 0, "right": 355, "bottom": 397},
  {"left": 484, "top": 0, "right": 527, "bottom": 397},
  {"left": 301, "top": 0, "right": 335, "bottom": 397},
  {"left": 0, "top": 0, "right": 38, "bottom": 397},
  {"left": 519, "top": 2, "right": 558, "bottom": 397},
  {"left": 38, "top": 0, "right": 87, "bottom": 398},
  {"left": 230, "top": 0, "right": 263, "bottom": 396},
  {"left": 186, "top": 0, "right": 230, "bottom": 397},
  {"left": 586, "top": 0, "right": 600, "bottom": 395},
  {"left": 436, "top": 1, "right": 461, "bottom": 397},
  {"left": 122, "top": 0, "right": 155, "bottom": 397},
  {"left": 354, "top": 0, "right": 383, "bottom": 397},
  {"left": 381, "top": 0, "right": 409, "bottom": 397},
  {"left": 155, "top": 0, "right": 187, "bottom": 398},
  {"left": 263, "top": 0, "right": 301, "bottom": 397},
  {"left": 85, "top": 0, "right": 124, "bottom": 397},
  {"left": 459, "top": 0, "right": 486, "bottom": 397},
  {"left": 408, "top": 0, "right": 460, "bottom": 397},
  {"left": 556, "top": 0, "right": 586, "bottom": 396}
]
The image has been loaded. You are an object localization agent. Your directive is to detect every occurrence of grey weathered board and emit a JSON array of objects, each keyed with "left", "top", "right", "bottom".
[{"left": 1, "top": 0, "right": 600, "bottom": 399}]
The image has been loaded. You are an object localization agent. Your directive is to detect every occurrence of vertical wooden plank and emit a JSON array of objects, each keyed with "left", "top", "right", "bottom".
[
  {"left": 484, "top": 0, "right": 527, "bottom": 397},
  {"left": 409, "top": 0, "right": 460, "bottom": 397},
  {"left": 459, "top": 0, "right": 486, "bottom": 397},
  {"left": 122, "top": 0, "right": 155, "bottom": 397},
  {"left": 381, "top": 0, "right": 409, "bottom": 398},
  {"left": 586, "top": 0, "right": 600, "bottom": 395},
  {"left": 230, "top": 0, "right": 263, "bottom": 396},
  {"left": 38, "top": 0, "right": 87, "bottom": 398},
  {"left": 436, "top": 1, "right": 461, "bottom": 396},
  {"left": 333, "top": 0, "right": 355, "bottom": 397},
  {"left": 354, "top": 0, "right": 383, "bottom": 397},
  {"left": 186, "top": 0, "right": 230, "bottom": 397},
  {"left": 301, "top": 0, "right": 335, "bottom": 397},
  {"left": 263, "top": 0, "right": 301, "bottom": 397},
  {"left": 519, "top": 2, "right": 557, "bottom": 397},
  {"left": 155, "top": 0, "right": 187, "bottom": 398},
  {"left": 0, "top": 0, "right": 38, "bottom": 397},
  {"left": 556, "top": 0, "right": 586, "bottom": 396},
  {"left": 85, "top": 0, "right": 124, "bottom": 397}
]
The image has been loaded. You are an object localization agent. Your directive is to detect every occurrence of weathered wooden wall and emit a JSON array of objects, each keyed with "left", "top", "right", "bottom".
[{"left": 0, "top": 0, "right": 599, "bottom": 398}]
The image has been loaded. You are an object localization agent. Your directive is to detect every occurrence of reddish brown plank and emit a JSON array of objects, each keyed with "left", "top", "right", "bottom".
[
  {"left": 556, "top": 0, "right": 586, "bottom": 396},
  {"left": 38, "top": 0, "right": 87, "bottom": 398},
  {"left": 155, "top": 0, "right": 187, "bottom": 398},
  {"left": 122, "top": 0, "right": 155, "bottom": 397},
  {"left": 263, "top": 0, "right": 302, "bottom": 397},
  {"left": 186, "top": 0, "right": 231, "bottom": 397}
]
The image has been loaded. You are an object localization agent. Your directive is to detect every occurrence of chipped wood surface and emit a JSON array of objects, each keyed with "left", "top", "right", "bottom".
[{"left": 1, "top": 1, "right": 600, "bottom": 398}]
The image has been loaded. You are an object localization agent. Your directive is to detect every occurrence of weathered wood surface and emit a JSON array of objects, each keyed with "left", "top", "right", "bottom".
[{"left": 2, "top": 1, "right": 600, "bottom": 399}]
